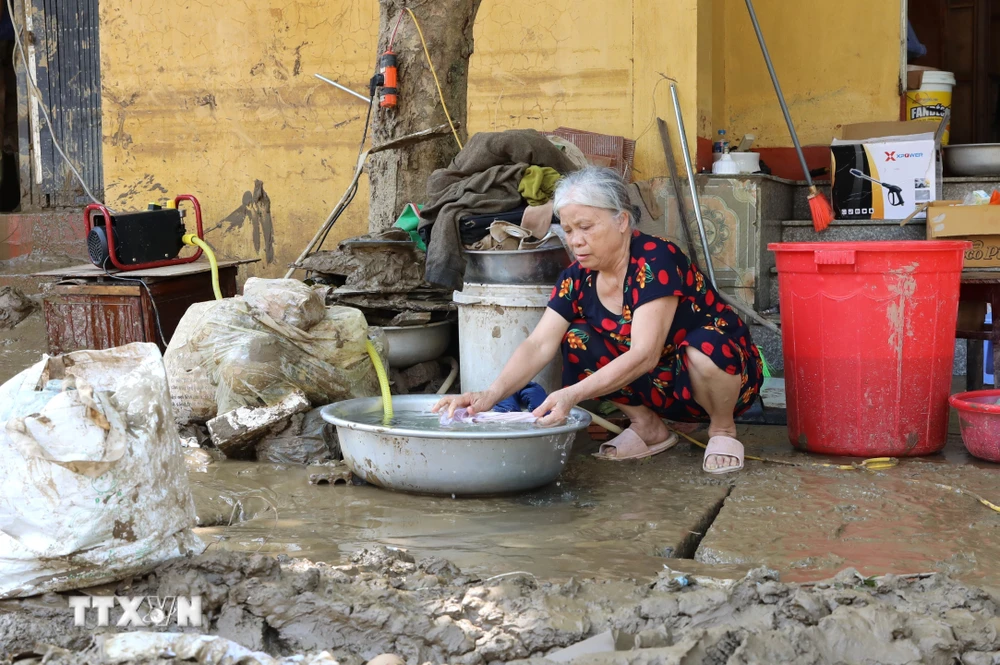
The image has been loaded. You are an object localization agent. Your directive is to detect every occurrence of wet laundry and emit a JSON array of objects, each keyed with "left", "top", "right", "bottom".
[{"left": 438, "top": 408, "right": 539, "bottom": 426}]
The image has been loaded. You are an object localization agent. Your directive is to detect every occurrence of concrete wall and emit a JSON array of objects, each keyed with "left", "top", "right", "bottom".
[{"left": 98, "top": 0, "right": 902, "bottom": 277}]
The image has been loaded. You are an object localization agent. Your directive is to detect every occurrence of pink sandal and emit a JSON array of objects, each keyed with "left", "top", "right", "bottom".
[
  {"left": 702, "top": 436, "right": 745, "bottom": 474},
  {"left": 593, "top": 428, "right": 679, "bottom": 461}
]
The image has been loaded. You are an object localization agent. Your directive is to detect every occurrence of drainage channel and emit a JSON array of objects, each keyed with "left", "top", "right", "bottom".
[{"left": 665, "top": 485, "right": 733, "bottom": 559}]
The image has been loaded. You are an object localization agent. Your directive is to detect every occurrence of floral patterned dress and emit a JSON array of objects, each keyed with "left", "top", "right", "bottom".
[{"left": 547, "top": 231, "right": 763, "bottom": 422}]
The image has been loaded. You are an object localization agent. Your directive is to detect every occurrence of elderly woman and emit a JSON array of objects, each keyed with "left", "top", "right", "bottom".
[{"left": 435, "top": 167, "right": 763, "bottom": 473}]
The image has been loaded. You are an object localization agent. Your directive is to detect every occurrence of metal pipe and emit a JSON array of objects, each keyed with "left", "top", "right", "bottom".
[
  {"left": 314, "top": 74, "right": 370, "bottom": 103},
  {"left": 668, "top": 82, "right": 717, "bottom": 290}
]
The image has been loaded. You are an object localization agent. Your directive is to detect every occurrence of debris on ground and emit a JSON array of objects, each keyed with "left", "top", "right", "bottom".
[
  {"left": 256, "top": 407, "right": 340, "bottom": 464},
  {"left": 300, "top": 229, "right": 427, "bottom": 293},
  {"left": 2, "top": 548, "right": 999, "bottom": 664},
  {"left": 0, "top": 343, "right": 204, "bottom": 599},
  {"left": 0, "top": 286, "right": 36, "bottom": 330},
  {"left": 389, "top": 311, "right": 433, "bottom": 327},
  {"left": 307, "top": 460, "right": 354, "bottom": 485},
  {"left": 391, "top": 360, "right": 443, "bottom": 395},
  {"left": 206, "top": 392, "right": 311, "bottom": 459}
]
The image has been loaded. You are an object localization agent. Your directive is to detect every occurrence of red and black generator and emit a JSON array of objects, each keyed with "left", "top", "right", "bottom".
[{"left": 85, "top": 194, "right": 205, "bottom": 271}]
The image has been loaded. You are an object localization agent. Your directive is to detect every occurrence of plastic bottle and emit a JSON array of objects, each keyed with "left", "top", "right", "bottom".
[{"left": 713, "top": 129, "right": 729, "bottom": 154}]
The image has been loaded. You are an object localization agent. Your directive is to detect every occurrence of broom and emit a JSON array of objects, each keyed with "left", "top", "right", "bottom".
[{"left": 744, "top": 0, "right": 833, "bottom": 232}]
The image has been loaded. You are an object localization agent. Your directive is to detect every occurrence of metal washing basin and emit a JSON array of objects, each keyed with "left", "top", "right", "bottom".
[
  {"left": 382, "top": 321, "right": 452, "bottom": 368},
  {"left": 320, "top": 395, "right": 591, "bottom": 496}
]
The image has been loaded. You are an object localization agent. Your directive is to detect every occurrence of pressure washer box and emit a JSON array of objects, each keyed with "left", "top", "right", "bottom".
[
  {"left": 831, "top": 120, "right": 943, "bottom": 221},
  {"left": 926, "top": 200, "right": 1000, "bottom": 268}
]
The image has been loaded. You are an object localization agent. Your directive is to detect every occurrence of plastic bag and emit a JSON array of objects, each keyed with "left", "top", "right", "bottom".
[
  {"left": 164, "top": 301, "right": 222, "bottom": 424},
  {"left": 0, "top": 343, "right": 204, "bottom": 598},
  {"left": 243, "top": 277, "right": 325, "bottom": 331},
  {"left": 192, "top": 300, "right": 384, "bottom": 413}
]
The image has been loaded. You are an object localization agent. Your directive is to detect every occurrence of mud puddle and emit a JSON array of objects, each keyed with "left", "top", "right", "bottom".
[
  {"left": 0, "top": 312, "right": 47, "bottom": 385},
  {"left": 187, "top": 440, "right": 746, "bottom": 582}
]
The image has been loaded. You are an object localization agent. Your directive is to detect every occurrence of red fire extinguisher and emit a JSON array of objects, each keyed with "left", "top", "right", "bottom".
[{"left": 370, "top": 50, "right": 398, "bottom": 108}]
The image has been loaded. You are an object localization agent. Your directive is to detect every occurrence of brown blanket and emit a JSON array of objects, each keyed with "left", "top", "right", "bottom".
[{"left": 419, "top": 129, "right": 580, "bottom": 289}]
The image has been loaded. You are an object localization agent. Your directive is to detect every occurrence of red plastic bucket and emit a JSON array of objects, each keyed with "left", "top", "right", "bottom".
[
  {"left": 769, "top": 241, "right": 970, "bottom": 457},
  {"left": 948, "top": 390, "right": 1000, "bottom": 463}
]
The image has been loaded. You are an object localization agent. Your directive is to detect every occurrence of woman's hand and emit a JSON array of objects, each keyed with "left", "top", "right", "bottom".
[
  {"left": 431, "top": 391, "right": 497, "bottom": 418},
  {"left": 532, "top": 388, "right": 579, "bottom": 426}
]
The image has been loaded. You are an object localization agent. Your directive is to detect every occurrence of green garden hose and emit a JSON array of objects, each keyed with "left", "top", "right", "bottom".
[{"left": 366, "top": 340, "right": 393, "bottom": 420}]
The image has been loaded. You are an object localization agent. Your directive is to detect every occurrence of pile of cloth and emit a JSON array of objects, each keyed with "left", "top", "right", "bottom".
[{"left": 418, "top": 129, "right": 586, "bottom": 290}]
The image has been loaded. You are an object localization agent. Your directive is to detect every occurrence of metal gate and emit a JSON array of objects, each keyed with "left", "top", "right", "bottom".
[{"left": 16, "top": 0, "right": 102, "bottom": 208}]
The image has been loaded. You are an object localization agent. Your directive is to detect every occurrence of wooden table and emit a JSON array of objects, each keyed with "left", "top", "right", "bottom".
[
  {"left": 36, "top": 259, "right": 257, "bottom": 354},
  {"left": 957, "top": 271, "right": 1000, "bottom": 391}
]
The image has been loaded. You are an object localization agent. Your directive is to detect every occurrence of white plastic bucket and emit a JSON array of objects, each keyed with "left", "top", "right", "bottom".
[
  {"left": 453, "top": 282, "right": 562, "bottom": 393},
  {"left": 907, "top": 70, "right": 956, "bottom": 145}
]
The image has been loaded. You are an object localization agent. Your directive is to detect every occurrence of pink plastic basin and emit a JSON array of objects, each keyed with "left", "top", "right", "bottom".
[{"left": 949, "top": 389, "right": 1000, "bottom": 463}]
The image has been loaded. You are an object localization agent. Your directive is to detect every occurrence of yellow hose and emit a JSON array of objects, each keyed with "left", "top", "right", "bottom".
[
  {"left": 366, "top": 340, "right": 393, "bottom": 420},
  {"left": 182, "top": 234, "right": 223, "bottom": 301}
]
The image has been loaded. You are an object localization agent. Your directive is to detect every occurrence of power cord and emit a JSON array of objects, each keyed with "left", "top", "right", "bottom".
[
  {"left": 101, "top": 258, "right": 167, "bottom": 346},
  {"left": 404, "top": 8, "right": 463, "bottom": 151},
  {"left": 6, "top": 0, "right": 106, "bottom": 209}
]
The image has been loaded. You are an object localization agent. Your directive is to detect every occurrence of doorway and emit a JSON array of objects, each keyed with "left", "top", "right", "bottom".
[{"left": 908, "top": 0, "right": 1000, "bottom": 144}]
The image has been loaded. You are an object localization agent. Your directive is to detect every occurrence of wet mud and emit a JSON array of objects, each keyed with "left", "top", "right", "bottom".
[
  {"left": 186, "top": 439, "right": 741, "bottom": 581},
  {"left": 3, "top": 548, "right": 1000, "bottom": 665},
  {"left": 699, "top": 425, "right": 1000, "bottom": 585}
]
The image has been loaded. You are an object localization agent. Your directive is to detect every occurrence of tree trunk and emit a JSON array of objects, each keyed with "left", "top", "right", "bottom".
[{"left": 368, "top": 0, "right": 482, "bottom": 233}]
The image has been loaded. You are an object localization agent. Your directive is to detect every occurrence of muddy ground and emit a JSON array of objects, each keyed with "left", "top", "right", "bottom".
[
  {"left": 1, "top": 312, "right": 1000, "bottom": 664},
  {"left": 2, "top": 547, "right": 1000, "bottom": 665}
]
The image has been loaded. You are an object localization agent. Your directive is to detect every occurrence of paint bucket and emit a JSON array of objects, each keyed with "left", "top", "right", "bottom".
[
  {"left": 906, "top": 70, "right": 956, "bottom": 145},
  {"left": 453, "top": 282, "right": 562, "bottom": 393},
  {"left": 769, "top": 240, "right": 970, "bottom": 457}
]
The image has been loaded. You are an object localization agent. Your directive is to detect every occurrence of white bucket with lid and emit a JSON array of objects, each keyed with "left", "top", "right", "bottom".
[
  {"left": 907, "top": 69, "right": 956, "bottom": 144},
  {"left": 453, "top": 282, "right": 562, "bottom": 393}
]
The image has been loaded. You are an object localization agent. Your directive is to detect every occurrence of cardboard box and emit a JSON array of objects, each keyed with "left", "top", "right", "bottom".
[
  {"left": 926, "top": 200, "right": 1000, "bottom": 268},
  {"left": 831, "top": 120, "right": 943, "bottom": 221}
]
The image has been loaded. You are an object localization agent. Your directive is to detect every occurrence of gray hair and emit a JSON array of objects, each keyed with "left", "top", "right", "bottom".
[{"left": 553, "top": 166, "right": 641, "bottom": 229}]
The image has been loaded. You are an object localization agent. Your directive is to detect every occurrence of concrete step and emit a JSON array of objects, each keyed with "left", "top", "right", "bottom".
[{"left": 780, "top": 219, "right": 926, "bottom": 243}]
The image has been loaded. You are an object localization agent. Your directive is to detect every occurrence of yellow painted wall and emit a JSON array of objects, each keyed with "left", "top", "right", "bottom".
[
  {"left": 98, "top": 0, "right": 901, "bottom": 278},
  {"left": 717, "top": 0, "right": 902, "bottom": 147},
  {"left": 100, "top": 0, "right": 708, "bottom": 277},
  {"left": 100, "top": 0, "right": 381, "bottom": 276}
]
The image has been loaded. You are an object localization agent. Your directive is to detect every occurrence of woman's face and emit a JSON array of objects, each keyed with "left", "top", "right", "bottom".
[{"left": 559, "top": 204, "right": 630, "bottom": 270}]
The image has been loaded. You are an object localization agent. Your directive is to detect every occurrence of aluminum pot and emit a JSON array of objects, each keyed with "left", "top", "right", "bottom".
[
  {"left": 320, "top": 395, "right": 591, "bottom": 495},
  {"left": 382, "top": 321, "right": 452, "bottom": 368},
  {"left": 943, "top": 144, "right": 1000, "bottom": 177},
  {"left": 463, "top": 246, "right": 571, "bottom": 285}
]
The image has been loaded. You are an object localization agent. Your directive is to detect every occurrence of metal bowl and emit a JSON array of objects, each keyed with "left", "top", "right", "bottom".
[
  {"left": 943, "top": 144, "right": 1000, "bottom": 177},
  {"left": 463, "top": 246, "right": 571, "bottom": 285},
  {"left": 320, "top": 395, "right": 591, "bottom": 495},
  {"left": 382, "top": 321, "right": 452, "bottom": 368}
]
